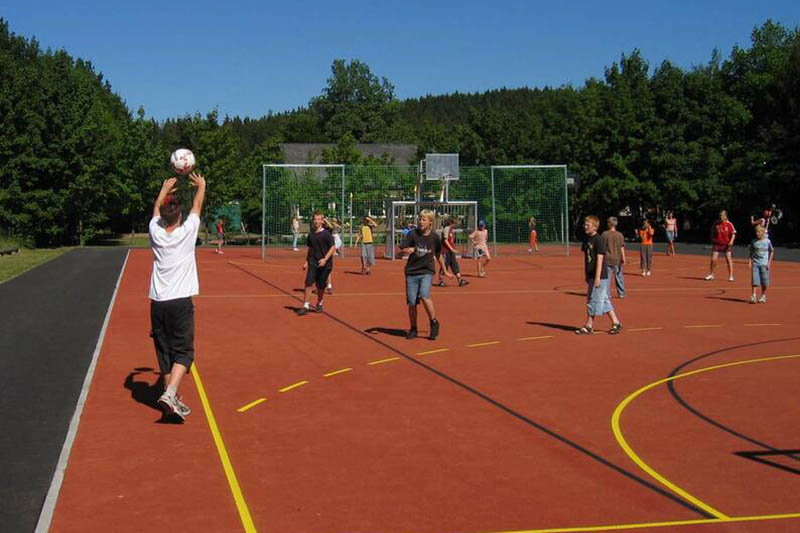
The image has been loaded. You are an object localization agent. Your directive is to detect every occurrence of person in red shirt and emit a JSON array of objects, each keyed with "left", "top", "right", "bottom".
[
  {"left": 214, "top": 219, "right": 225, "bottom": 254},
  {"left": 705, "top": 210, "right": 737, "bottom": 282}
]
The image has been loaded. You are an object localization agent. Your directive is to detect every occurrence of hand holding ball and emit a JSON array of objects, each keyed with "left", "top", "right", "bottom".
[{"left": 170, "top": 148, "right": 196, "bottom": 175}]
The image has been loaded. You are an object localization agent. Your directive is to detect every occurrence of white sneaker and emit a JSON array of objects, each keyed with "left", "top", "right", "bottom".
[
  {"left": 646, "top": 271, "right": 651, "bottom": 276},
  {"left": 157, "top": 392, "right": 185, "bottom": 421},
  {"left": 749, "top": 294, "right": 757, "bottom": 304},
  {"left": 728, "top": 275, "right": 734, "bottom": 282},
  {"left": 175, "top": 394, "right": 192, "bottom": 417},
  {"left": 758, "top": 295, "right": 767, "bottom": 303},
  {"left": 704, "top": 274, "right": 714, "bottom": 281},
  {"left": 293, "top": 248, "right": 299, "bottom": 251}
]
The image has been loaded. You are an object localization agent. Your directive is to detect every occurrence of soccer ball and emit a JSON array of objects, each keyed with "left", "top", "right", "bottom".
[{"left": 169, "top": 148, "right": 195, "bottom": 175}]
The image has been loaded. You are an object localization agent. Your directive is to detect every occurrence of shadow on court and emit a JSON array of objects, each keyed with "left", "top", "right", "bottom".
[
  {"left": 365, "top": 327, "right": 408, "bottom": 337},
  {"left": 526, "top": 321, "right": 576, "bottom": 332},
  {"left": 123, "top": 368, "right": 182, "bottom": 424},
  {"left": 705, "top": 295, "right": 749, "bottom": 304}
]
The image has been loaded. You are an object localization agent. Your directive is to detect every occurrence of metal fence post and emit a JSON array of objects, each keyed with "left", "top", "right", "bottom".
[{"left": 490, "top": 166, "right": 497, "bottom": 256}]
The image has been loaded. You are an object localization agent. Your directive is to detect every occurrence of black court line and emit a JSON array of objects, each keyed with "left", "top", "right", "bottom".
[
  {"left": 666, "top": 338, "right": 800, "bottom": 466},
  {"left": 0, "top": 248, "right": 128, "bottom": 532},
  {"left": 229, "top": 261, "right": 714, "bottom": 518}
]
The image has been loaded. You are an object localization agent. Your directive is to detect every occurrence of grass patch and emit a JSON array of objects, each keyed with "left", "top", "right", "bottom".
[{"left": 0, "top": 248, "right": 73, "bottom": 285}]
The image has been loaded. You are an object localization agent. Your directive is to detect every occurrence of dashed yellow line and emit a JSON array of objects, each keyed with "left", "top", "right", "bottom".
[
  {"left": 629, "top": 327, "right": 664, "bottom": 332},
  {"left": 368, "top": 357, "right": 401, "bottom": 366},
  {"left": 683, "top": 324, "right": 722, "bottom": 329},
  {"left": 467, "top": 341, "right": 501, "bottom": 348},
  {"left": 744, "top": 323, "right": 782, "bottom": 327},
  {"left": 279, "top": 380, "right": 309, "bottom": 393},
  {"left": 237, "top": 398, "right": 267, "bottom": 413},
  {"left": 324, "top": 368, "right": 352, "bottom": 378},
  {"left": 417, "top": 348, "right": 450, "bottom": 356},
  {"left": 517, "top": 335, "right": 554, "bottom": 341}
]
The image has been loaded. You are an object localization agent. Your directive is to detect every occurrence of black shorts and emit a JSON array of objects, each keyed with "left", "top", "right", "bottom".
[
  {"left": 150, "top": 297, "right": 195, "bottom": 375},
  {"left": 305, "top": 261, "right": 332, "bottom": 289},
  {"left": 444, "top": 250, "right": 460, "bottom": 275}
]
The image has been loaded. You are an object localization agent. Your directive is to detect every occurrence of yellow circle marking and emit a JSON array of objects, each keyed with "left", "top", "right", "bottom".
[{"left": 612, "top": 353, "right": 800, "bottom": 520}]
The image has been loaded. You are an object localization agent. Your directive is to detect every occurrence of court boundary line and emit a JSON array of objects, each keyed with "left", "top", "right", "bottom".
[
  {"left": 612, "top": 354, "right": 800, "bottom": 520},
  {"left": 227, "top": 260, "right": 714, "bottom": 518},
  {"left": 192, "top": 362, "right": 257, "bottom": 532},
  {"left": 35, "top": 249, "right": 130, "bottom": 533}
]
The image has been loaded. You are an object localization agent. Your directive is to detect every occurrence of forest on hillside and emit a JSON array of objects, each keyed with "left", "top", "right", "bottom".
[{"left": 1, "top": 18, "right": 798, "bottom": 246}]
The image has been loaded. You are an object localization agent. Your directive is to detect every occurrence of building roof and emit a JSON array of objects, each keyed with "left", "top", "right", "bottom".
[{"left": 280, "top": 143, "right": 418, "bottom": 165}]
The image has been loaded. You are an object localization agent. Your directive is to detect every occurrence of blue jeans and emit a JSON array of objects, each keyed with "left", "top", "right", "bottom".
[
  {"left": 586, "top": 279, "right": 613, "bottom": 316},
  {"left": 609, "top": 264, "right": 625, "bottom": 297},
  {"left": 406, "top": 273, "right": 433, "bottom": 306},
  {"left": 752, "top": 265, "right": 770, "bottom": 287}
]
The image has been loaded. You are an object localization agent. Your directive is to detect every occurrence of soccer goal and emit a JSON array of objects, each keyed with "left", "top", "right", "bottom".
[{"left": 386, "top": 200, "right": 478, "bottom": 260}]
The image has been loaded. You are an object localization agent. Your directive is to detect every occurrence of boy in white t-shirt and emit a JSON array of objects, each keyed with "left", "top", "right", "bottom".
[{"left": 149, "top": 172, "right": 206, "bottom": 421}]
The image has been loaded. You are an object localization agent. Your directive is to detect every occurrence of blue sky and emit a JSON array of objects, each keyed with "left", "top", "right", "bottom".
[{"left": 2, "top": 1, "right": 799, "bottom": 121}]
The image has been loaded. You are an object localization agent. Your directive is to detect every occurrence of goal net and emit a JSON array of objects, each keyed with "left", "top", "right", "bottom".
[{"left": 385, "top": 200, "right": 478, "bottom": 260}]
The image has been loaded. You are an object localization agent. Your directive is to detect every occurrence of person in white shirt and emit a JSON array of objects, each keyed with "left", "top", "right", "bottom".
[{"left": 149, "top": 172, "right": 206, "bottom": 421}]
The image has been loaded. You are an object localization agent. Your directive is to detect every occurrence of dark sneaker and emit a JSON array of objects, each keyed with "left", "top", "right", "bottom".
[
  {"left": 326, "top": 287, "right": 333, "bottom": 294},
  {"left": 434, "top": 280, "right": 447, "bottom": 287},
  {"left": 429, "top": 319, "right": 440, "bottom": 340},
  {"left": 458, "top": 278, "right": 469, "bottom": 287},
  {"left": 609, "top": 323, "right": 623, "bottom": 335},
  {"left": 574, "top": 326, "right": 593, "bottom": 335},
  {"left": 296, "top": 306, "right": 310, "bottom": 316},
  {"left": 315, "top": 303, "right": 323, "bottom": 312},
  {"left": 406, "top": 328, "right": 418, "bottom": 340}
]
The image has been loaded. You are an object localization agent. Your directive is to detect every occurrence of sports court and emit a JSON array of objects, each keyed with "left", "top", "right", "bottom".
[{"left": 33, "top": 244, "right": 800, "bottom": 532}]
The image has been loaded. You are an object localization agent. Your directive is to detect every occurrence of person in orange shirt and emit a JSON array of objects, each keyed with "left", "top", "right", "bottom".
[{"left": 638, "top": 220, "right": 654, "bottom": 276}]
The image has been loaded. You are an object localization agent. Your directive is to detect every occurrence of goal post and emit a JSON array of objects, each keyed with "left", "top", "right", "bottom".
[
  {"left": 386, "top": 200, "right": 478, "bottom": 260},
  {"left": 261, "top": 164, "right": 345, "bottom": 260},
  {"left": 489, "top": 165, "right": 569, "bottom": 256}
]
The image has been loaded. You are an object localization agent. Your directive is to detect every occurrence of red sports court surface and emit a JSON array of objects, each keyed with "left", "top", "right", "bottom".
[{"left": 50, "top": 246, "right": 800, "bottom": 532}]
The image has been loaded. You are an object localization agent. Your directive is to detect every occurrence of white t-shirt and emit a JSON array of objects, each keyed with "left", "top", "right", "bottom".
[{"left": 149, "top": 213, "right": 200, "bottom": 301}]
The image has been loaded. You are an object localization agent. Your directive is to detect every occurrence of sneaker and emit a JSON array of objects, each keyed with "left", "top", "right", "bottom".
[
  {"left": 646, "top": 271, "right": 651, "bottom": 276},
  {"left": 429, "top": 319, "right": 440, "bottom": 340},
  {"left": 749, "top": 294, "right": 757, "bottom": 304},
  {"left": 219, "top": 250, "right": 224, "bottom": 254},
  {"left": 175, "top": 395, "right": 192, "bottom": 417},
  {"left": 296, "top": 306, "right": 310, "bottom": 316},
  {"left": 704, "top": 274, "right": 714, "bottom": 281},
  {"left": 157, "top": 392, "right": 185, "bottom": 420},
  {"left": 326, "top": 287, "right": 333, "bottom": 294},
  {"left": 293, "top": 248, "right": 299, "bottom": 251},
  {"left": 406, "top": 328, "right": 418, "bottom": 340},
  {"left": 758, "top": 295, "right": 767, "bottom": 303},
  {"left": 609, "top": 323, "right": 623, "bottom": 335},
  {"left": 458, "top": 278, "right": 469, "bottom": 287},
  {"left": 728, "top": 275, "right": 734, "bottom": 282},
  {"left": 315, "top": 302, "right": 323, "bottom": 312},
  {"left": 434, "top": 280, "right": 447, "bottom": 287}
]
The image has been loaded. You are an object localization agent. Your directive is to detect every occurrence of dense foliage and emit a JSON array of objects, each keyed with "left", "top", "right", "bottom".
[{"left": 1, "top": 18, "right": 797, "bottom": 245}]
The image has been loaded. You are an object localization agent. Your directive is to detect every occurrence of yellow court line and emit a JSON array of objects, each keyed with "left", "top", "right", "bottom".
[
  {"left": 517, "top": 335, "right": 554, "bottom": 341},
  {"left": 417, "top": 348, "right": 450, "bottom": 356},
  {"left": 629, "top": 327, "right": 664, "bottom": 332},
  {"left": 368, "top": 357, "right": 401, "bottom": 366},
  {"left": 745, "top": 323, "right": 782, "bottom": 327},
  {"left": 323, "top": 368, "right": 352, "bottom": 378},
  {"left": 279, "top": 380, "right": 309, "bottom": 393},
  {"left": 495, "top": 512, "right": 800, "bottom": 533},
  {"left": 612, "top": 353, "right": 800, "bottom": 521},
  {"left": 191, "top": 363, "right": 257, "bottom": 533},
  {"left": 467, "top": 341, "right": 501, "bottom": 348},
  {"left": 683, "top": 324, "right": 722, "bottom": 329},
  {"left": 237, "top": 398, "right": 267, "bottom": 413}
]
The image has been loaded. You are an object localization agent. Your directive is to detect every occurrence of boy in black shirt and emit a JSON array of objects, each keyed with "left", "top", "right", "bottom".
[
  {"left": 575, "top": 215, "right": 622, "bottom": 335},
  {"left": 297, "top": 211, "right": 336, "bottom": 316},
  {"left": 400, "top": 210, "right": 453, "bottom": 339}
]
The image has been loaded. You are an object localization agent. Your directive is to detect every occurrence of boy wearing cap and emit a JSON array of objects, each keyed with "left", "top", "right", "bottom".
[{"left": 149, "top": 172, "right": 206, "bottom": 421}]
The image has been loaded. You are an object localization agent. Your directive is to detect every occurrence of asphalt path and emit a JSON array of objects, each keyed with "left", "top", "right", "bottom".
[{"left": 0, "top": 248, "right": 128, "bottom": 532}]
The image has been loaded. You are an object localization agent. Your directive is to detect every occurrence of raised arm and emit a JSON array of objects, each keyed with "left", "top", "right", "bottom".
[
  {"left": 189, "top": 172, "right": 207, "bottom": 217},
  {"left": 153, "top": 177, "right": 178, "bottom": 219}
]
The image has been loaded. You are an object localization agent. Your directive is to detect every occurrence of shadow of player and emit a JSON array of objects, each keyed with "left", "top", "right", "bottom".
[
  {"left": 123, "top": 367, "right": 182, "bottom": 424},
  {"left": 365, "top": 326, "right": 408, "bottom": 338},
  {"left": 526, "top": 321, "right": 576, "bottom": 332}
]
